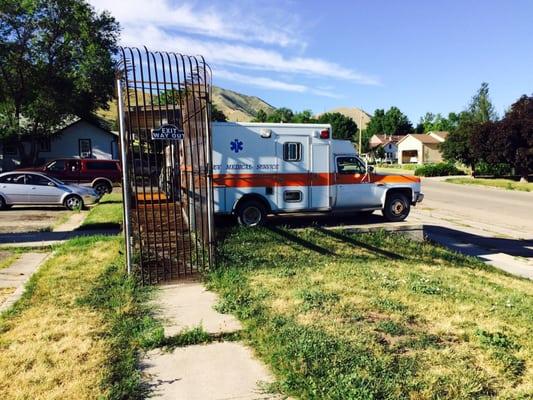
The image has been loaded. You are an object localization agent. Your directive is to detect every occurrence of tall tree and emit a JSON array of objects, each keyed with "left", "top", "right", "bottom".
[
  {"left": 468, "top": 82, "right": 497, "bottom": 123},
  {"left": 211, "top": 104, "right": 227, "bottom": 122},
  {"left": 366, "top": 107, "right": 412, "bottom": 136},
  {"left": 493, "top": 95, "right": 533, "bottom": 182},
  {"left": 266, "top": 107, "right": 294, "bottom": 123},
  {"left": 0, "top": 0, "right": 119, "bottom": 166},
  {"left": 317, "top": 112, "right": 358, "bottom": 141},
  {"left": 253, "top": 109, "right": 268, "bottom": 122}
]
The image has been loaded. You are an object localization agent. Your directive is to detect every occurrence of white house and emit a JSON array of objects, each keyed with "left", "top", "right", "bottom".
[
  {"left": 1, "top": 118, "right": 119, "bottom": 171},
  {"left": 397, "top": 131, "right": 448, "bottom": 165},
  {"left": 368, "top": 134, "right": 404, "bottom": 163}
]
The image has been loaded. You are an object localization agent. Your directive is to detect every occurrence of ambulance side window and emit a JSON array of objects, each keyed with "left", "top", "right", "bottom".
[
  {"left": 337, "top": 156, "right": 366, "bottom": 174},
  {"left": 283, "top": 142, "right": 302, "bottom": 161}
]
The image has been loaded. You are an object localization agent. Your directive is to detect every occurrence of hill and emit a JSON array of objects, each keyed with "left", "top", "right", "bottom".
[
  {"left": 318, "top": 107, "right": 372, "bottom": 130},
  {"left": 212, "top": 86, "right": 275, "bottom": 122}
]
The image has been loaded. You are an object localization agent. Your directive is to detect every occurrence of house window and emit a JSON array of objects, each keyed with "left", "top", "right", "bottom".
[
  {"left": 284, "top": 190, "right": 302, "bottom": 202},
  {"left": 79, "top": 139, "right": 92, "bottom": 158},
  {"left": 39, "top": 138, "right": 51, "bottom": 152},
  {"left": 283, "top": 142, "right": 302, "bottom": 161}
]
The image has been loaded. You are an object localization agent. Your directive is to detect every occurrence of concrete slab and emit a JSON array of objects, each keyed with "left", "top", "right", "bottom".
[
  {"left": 0, "top": 252, "right": 50, "bottom": 313},
  {"left": 142, "top": 342, "right": 277, "bottom": 400},
  {"left": 52, "top": 211, "right": 88, "bottom": 232},
  {"left": 154, "top": 282, "right": 242, "bottom": 336}
]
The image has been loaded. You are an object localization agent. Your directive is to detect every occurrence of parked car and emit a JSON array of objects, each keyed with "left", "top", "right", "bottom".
[
  {"left": 20, "top": 158, "right": 122, "bottom": 195},
  {"left": 0, "top": 172, "right": 100, "bottom": 210}
]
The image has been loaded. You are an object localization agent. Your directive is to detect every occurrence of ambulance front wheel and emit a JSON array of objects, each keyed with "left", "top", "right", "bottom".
[
  {"left": 236, "top": 200, "right": 267, "bottom": 227},
  {"left": 382, "top": 192, "right": 410, "bottom": 222}
]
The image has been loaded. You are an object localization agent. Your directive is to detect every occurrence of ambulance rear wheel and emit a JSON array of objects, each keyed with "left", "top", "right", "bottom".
[
  {"left": 382, "top": 192, "right": 410, "bottom": 222},
  {"left": 236, "top": 200, "right": 266, "bottom": 227}
]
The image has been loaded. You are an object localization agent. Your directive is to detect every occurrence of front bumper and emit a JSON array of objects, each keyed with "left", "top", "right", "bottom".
[
  {"left": 414, "top": 192, "right": 424, "bottom": 203},
  {"left": 83, "top": 194, "right": 100, "bottom": 205}
]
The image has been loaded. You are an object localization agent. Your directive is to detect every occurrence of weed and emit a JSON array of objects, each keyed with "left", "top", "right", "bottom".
[{"left": 297, "top": 289, "right": 340, "bottom": 311}]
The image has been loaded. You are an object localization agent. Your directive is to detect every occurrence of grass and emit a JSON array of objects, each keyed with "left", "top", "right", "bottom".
[
  {"left": 208, "top": 227, "right": 533, "bottom": 399},
  {"left": 446, "top": 177, "right": 533, "bottom": 192},
  {"left": 81, "top": 193, "right": 124, "bottom": 229},
  {"left": 0, "top": 251, "right": 20, "bottom": 271},
  {"left": 0, "top": 234, "right": 162, "bottom": 399}
]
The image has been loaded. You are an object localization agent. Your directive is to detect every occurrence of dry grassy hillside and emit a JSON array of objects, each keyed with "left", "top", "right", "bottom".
[
  {"left": 318, "top": 107, "right": 372, "bottom": 130},
  {"left": 212, "top": 86, "right": 275, "bottom": 122}
]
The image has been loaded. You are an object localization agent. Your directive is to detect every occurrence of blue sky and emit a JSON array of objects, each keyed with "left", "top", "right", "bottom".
[{"left": 90, "top": 0, "right": 533, "bottom": 123}]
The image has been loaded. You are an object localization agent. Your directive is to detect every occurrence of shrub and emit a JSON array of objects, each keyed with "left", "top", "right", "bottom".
[
  {"left": 474, "top": 161, "right": 512, "bottom": 177},
  {"left": 415, "top": 163, "right": 465, "bottom": 177}
]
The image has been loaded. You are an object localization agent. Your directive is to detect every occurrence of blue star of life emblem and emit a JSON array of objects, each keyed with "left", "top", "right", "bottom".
[{"left": 230, "top": 139, "right": 243, "bottom": 153}]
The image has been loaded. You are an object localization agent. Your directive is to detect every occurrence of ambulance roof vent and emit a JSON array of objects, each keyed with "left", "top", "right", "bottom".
[{"left": 260, "top": 128, "right": 272, "bottom": 138}]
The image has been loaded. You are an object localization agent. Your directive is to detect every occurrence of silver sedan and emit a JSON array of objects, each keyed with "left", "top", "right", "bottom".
[{"left": 0, "top": 172, "right": 100, "bottom": 210}]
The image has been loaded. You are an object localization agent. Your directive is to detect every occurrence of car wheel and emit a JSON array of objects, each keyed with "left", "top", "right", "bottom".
[
  {"left": 382, "top": 192, "right": 410, "bottom": 222},
  {"left": 94, "top": 181, "right": 112, "bottom": 196},
  {"left": 0, "top": 196, "right": 7, "bottom": 210},
  {"left": 64, "top": 195, "right": 84, "bottom": 210},
  {"left": 236, "top": 200, "right": 267, "bottom": 227}
]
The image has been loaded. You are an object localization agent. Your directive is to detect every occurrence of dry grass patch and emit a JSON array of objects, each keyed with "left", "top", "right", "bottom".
[
  {"left": 0, "top": 287, "right": 15, "bottom": 304},
  {"left": 0, "top": 237, "right": 119, "bottom": 400}
]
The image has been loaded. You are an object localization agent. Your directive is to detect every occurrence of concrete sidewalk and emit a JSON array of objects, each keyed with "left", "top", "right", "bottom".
[
  {"left": 0, "top": 252, "right": 50, "bottom": 313},
  {"left": 142, "top": 281, "right": 280, "bottom": 400}
]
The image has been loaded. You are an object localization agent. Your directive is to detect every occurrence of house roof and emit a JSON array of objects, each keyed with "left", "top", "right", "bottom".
[
  {"left": 428, "top": 131, "right": 449, "bottom": 140},
  {"left": 55, "top": 117, "right": 117, "bottom": 136},
  {"left": 370, "top": 134, "right": 405, "bottom": 147},
  {"left": 397, "top": 134, "right": 441, "bottom": 145}
]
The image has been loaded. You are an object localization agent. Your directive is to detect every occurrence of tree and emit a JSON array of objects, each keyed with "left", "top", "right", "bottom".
[
  {"left": 157, "top": 89, "right": 181, "bottom": 105},
  {"left": 365, "top": 107, "right": 412, "bottom": 136},
  {"left": 468, "top": 82, "right": 497, "bottom": 123},
  {"left": 492, "top": 95, "right": 533, "bottom": 182},
  {"left": 292, "top": 110, "right": 316, "bottom": 123},
  {"left": 211, "top": 103, "right": 227, "bottom": 122},
  {"left": 266, "top": 107, "right": 294, "bottom": 123},
  {"left": 417, "top": 112, "right": 459, "bottom": 132},
  {"left": 0, "top": 0, "right": 119, "bottom": 166},
  {"left": 317, "top": 112, "right": 358, "bottom": 141},
  {"left": 253, "top": 109, "right": 268, "bottom": 122}
]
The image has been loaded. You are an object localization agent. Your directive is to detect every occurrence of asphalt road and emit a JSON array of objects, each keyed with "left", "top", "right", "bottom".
[{"left": 410, "top": 178, "right": 533, "bottom": 279}]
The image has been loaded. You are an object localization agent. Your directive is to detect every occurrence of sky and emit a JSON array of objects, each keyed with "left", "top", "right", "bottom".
[{"left": 89, "top": 0, "right": 533, "bottom": 123}]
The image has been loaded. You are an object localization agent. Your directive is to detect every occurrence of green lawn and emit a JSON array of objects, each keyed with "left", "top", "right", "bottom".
[
  {"left": 208, "top": 227, "right": 533, "bottom": 399},
  {"left": 81, "top": 193, "right": 124, "bottom": 229},
  {"left": 446, "top": 177, "right": 532, "bottom": 192}
]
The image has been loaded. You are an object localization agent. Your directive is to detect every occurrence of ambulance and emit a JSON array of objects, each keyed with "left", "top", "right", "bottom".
[{"left": 212, "top": 122, "right": 424, "bottom": 226}]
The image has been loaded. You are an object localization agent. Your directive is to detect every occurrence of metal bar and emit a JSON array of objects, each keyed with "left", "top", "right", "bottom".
[{"left": 117, "top": 78, "right": 133, "bottom": 275}]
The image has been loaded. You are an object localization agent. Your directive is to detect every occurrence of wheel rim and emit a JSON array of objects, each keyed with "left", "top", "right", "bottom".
[
  {"left": 391, "top": 200, "right": 405, "bottom": 216},
  {"left": 95, "top": 184, "right": 108, "bottom": 195},
  {"left": 67, "top": 197, "right": 81, "bottom": 209},
  {"left": 242, "top": 206, "right": 261, "bottom": 226}
]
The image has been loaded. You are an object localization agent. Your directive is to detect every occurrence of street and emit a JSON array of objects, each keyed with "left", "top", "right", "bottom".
[{"left": 410, "top": 178, "right": 533, "bottom": 278}]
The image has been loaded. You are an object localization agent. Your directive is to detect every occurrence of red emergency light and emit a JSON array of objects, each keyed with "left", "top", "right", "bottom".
[{"left": 320, "top": 129, "right": 330, "bottom": 139}]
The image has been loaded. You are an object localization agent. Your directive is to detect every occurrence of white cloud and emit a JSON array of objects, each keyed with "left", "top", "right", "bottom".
[
  {"left": 89, "top": 0, "right": 302, "bottom": 48},
  {"left": 121, "top": 25, "right": 380, "bottom": 85},
  {"left": 215, "top": 69, "right": 307, "bottom": 92}
]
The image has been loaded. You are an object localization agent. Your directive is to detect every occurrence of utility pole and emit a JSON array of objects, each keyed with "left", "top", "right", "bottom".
[{"left": 358, "top": 112, "right": 363, "bottom": 154}]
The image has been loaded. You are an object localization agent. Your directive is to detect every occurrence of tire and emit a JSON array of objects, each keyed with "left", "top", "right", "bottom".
[
  {"left": 236, "top": 200, "right": 267, "bottom": 227},
  {"left": 382, "top": 192, "right": 410, "bottom": 222},
  {"left": 64, "top": 195, "right": 84, "bottom": 210},
  {"left": 93, "top": 181, "right": 112, "bottom": 196},
  {"left": 0, "top": 196, "right": 7, "bottom": 210}
]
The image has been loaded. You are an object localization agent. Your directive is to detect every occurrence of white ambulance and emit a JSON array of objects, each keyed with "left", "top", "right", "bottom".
[{"left": 212, "top": 122, "right": 424, "bottom": 226}]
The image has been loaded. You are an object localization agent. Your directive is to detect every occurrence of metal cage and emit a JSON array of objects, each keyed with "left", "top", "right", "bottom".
[{"left": 116, "top": 47, "right": 214, "bottom": 284}]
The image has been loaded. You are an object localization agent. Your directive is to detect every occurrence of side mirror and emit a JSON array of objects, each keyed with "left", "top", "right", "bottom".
[{"left": 368, "top": 165, "right": 375, "bottom": 173}]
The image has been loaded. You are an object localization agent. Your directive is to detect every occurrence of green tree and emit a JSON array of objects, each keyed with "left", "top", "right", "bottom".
[
  {"left": 292, "top": 110, "right": 316, "bottom": 123},
  {"left": 317, "top": 112, "right": 358, "bottom": 141},
  {"left": 157, "top": 89, "right": 181, "bottom": 105},
  {"left": 266, "top": 107, "right": 294, "bottom": 123},
  {"left": 366, "top": 107, "right": 412, "bottom": 136},
  {"left": 0, "top": 0, "right": 119, "bottom": 166},
  {"left": 468, "top": 82, "right": 497, "bottom": 123},
  {"left": 211, "top": 103, "right": 227, "bottom": 122},
  {"left": 253, "top": 109, "right": 268, "bottom": 122}
]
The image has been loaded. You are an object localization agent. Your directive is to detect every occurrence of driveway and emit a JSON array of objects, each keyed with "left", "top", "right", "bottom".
[
  {"left": 0, "top": 206, "right": 73, "bottom": 234},
  {"left": 409, "top": 178, "right": 533, "bottom": 278}
]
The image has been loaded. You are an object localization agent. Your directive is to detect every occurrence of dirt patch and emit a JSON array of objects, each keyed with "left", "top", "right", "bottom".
[
  {"left": 0, "top": 287, "right": 15, "bottom": 305},
  {"left": 0, "top": 207, "right": 71, "bottom": 233}
]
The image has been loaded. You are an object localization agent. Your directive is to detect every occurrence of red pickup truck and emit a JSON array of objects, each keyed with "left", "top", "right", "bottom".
[{"left": 21, "top": 159, "right": 122, "bottom": 195}]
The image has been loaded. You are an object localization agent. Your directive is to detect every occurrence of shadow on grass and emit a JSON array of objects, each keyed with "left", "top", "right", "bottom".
[
  {"left": 76, "top": 222, "right": 122, "bottom": 231},
  {"left": 315, "top": 227, "right": 405, "bottom": 260},
  {"left": 267, "top": 226, "right": 335, "bottom": 256}
]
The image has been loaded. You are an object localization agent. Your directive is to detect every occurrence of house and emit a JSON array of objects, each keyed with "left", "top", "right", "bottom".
[
  {"left": 368, "top": 134, "right": 404, "bottom": 163},
  {"left": 0, "top": 118, "right": 119, "bottom": 171},
  {"left": 397, "top": 131, "right": 448, "bottom": 165}
]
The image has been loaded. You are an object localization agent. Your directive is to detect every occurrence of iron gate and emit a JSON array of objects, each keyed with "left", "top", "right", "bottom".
[{"left": 117, "top": 47, "right": 214, "bottom": 284}]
